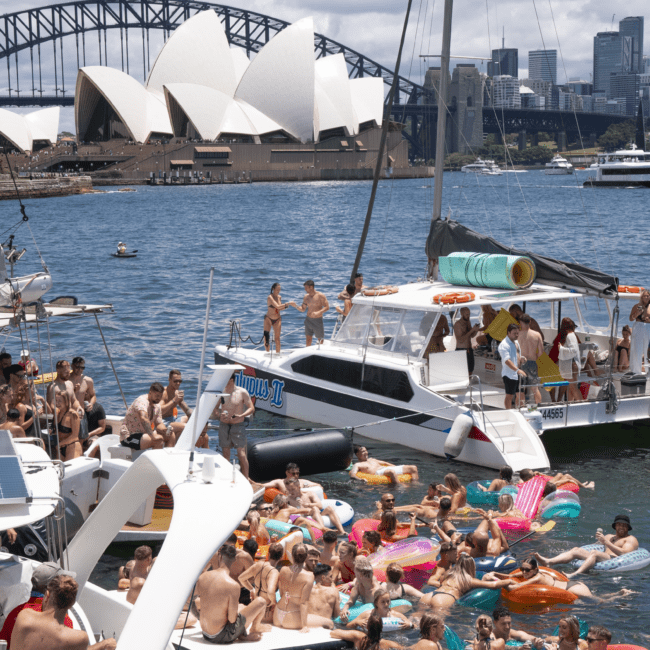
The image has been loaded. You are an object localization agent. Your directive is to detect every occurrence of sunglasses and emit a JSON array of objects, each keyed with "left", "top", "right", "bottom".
[
  {"left": 587, "top": 640, "right": 606, "bottom": 644},
  {"left": 173, "top": 379, "right": 183, "bottom": 383}
]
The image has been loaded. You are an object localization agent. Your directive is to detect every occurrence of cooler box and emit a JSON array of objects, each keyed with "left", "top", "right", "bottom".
[{"left": 620, "top": 373, "right": 647, "bottom": 396}]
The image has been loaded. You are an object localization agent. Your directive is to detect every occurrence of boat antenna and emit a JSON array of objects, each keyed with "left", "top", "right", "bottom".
[
  {"left": 349, "top": 0, "right": 414, "bottom": 283},
  {"left": 426, "top": 0, "right": 454, "bottom": 280},
  {"left": 189, "top": 267, "right": 216, "bottom": 467}
]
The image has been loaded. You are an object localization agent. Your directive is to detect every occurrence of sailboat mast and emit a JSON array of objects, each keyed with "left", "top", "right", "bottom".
[{"left": 428, "top": 0, "right": 453, "bottom": 280}]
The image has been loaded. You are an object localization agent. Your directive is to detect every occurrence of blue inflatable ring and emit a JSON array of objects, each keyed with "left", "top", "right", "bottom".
[
  {"left": 457, "top": 587, "right": 501, "bottom": 610},
  {"left": 474, "top": 554, "right": 518, "bottom": 573},
  {"left": 570, "top": 544, "right": 650, "bottom": 572}
]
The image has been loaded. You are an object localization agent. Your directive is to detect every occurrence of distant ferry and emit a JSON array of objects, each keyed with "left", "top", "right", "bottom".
[
  {"left": 461, "top": 158, "right": 503, "bottom": 175},
  {"left": 545, "top": 155, "right": 574, "bottom": 175},
  {"left": 584, "top": 145, "right": 650, "bottom": 187}
]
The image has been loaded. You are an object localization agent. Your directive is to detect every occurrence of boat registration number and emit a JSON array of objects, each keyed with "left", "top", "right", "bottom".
[{"left": 539, "top": 407, "right": 565, "bottom": 421}]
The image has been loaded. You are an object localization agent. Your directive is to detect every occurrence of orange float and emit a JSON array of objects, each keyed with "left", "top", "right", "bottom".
[
  {"left": 263, "top": 487, "right": 282, "bottom": 503},
  {"left": 618, "top": 285, "right": 644, "bottom": 294},
  {"left": 355, "top": 471, "right": 413, "bottom": 485},
  {"left": 501, "top": 566, "right": 577, "bottom": 608},
  {"left": 432, "top": 291, "right": 475, "bottom": 305}
]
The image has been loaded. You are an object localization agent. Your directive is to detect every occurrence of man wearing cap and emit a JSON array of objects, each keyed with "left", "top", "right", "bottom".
[
  {"left": 10, "top": 574, "right": 115, "bottom": 650},
  {"left": 18, "top": 350, "right": 39, "bottom": 377},
  {"left": 534, "top": 514, "right": 639, "bottom": 578},
  {"left": 0, "top": 561, "right": 75, "bottom": 647}
]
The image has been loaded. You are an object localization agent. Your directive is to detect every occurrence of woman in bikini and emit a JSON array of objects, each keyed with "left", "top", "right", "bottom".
[
  {"left": 381, "top": 562, "right": 424, "bottom": 600},
  {"left": 274, "top": 544, "right": 320, "bottom": 632},
  {"left": 334, "top": 542, "right": 358, "bottom": 584},
  {"left": 239, "top": 542, "right": 282, "bottom": 623},
  {"left": 478, "top": 465, "right": 514, "bottom": 492},
  {"left": 347, "top": 588, "right": 412, "bottom": 631},
  {"left": 544, "top": 616, "right": 587, "bottom": 650},
  {"left": 263, "top": 283, "right": 295, "bottom": 354},
  {"left": 331, "top": 612, "right": 405, "bottom": 650},
  {"left": 492, "top": 556, "right": 632, "bottom": 602},
  {"left": 614, "top": 325, "right": 631, "bottom": 372},
  {"left": 377, "top": 511, "right": 418, "bottom": 543},
  {"left": 49, "top": 391, "right": 81, "bottom": 461},
  {"left": 420, "top": 555, "right": 513, "bottom": 610},
  {"left": 410, "top": 613, "right": 447, "bottom": 650},
  {"left": 437, "top": 474, "right": 467, "bottom": 513}
]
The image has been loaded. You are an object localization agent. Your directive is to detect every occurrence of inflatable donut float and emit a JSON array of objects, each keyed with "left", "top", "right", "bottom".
[
  {"left": 369, "top": 537, "right": 440, "bottom": 571},
  {"left": 354, "top": 471, "right": 413, "bottom": 485},
  {"left": 570, "top": 544, "right": 650, "bottom": 572},
  {"left": 466, "top": 480, "right": 518, "bottom": 507},
  {"left": 496, "top": 516, "right": 531, "bottom": 532},
  {"left": 501, "top": 566, "right": 577, "bottom": 609},
  {"left": 263, "top": 484, "right": 326, "bottom": 503},
  {"left": 539, "top": 491, "right": 581, "bottom": 519},
  {"left": 334, "top": 594, "right": 412, "bottom": 624},
  {"left": 457, "top": 587, "right": 501, "bottom": 611}
]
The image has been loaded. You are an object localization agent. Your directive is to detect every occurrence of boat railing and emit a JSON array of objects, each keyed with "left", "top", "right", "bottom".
[{"left": 467, "top": 375, "right": 489, "bottom": 441}]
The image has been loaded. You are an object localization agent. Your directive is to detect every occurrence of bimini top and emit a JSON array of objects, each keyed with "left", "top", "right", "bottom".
[
  {"left": 0, "top": 301, "right": 113, "bottom": 332},
  {"left": 426, "top": 219, "right": 618, "bottom": 297}
]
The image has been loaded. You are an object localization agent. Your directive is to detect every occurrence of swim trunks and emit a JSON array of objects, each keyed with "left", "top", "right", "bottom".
[
  {"left": 502, "top": 376, "right": 523, "bottom": 396},
  {"left": 376, "top": 465, "right": 405, "bottom": 476},
  {"left": 521, "top": 359, "right": 539, "bottom": 385},
  {"left": 218, "top": 421, "right": 247, "bottom": 449},
  {"left": 121, "top": 433, "right": 144, "bottom": 450},
  {"left": 202, "top": 613, "right": 247, "bottom": 644},
  {"left": 304, "top": 316, "right": 325, "bottom": 340}
]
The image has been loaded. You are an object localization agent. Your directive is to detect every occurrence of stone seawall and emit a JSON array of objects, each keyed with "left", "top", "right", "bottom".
[{"left": 0, "top": 175, "right": 94, "bottom": 200}]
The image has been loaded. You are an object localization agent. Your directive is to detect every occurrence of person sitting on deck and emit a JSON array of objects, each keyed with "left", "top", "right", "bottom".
[
  {"left": 336, "top": 283, "right": 356, "bottom": 320},
  {"left": 350, "top": 445, "right": 419, "bottom": 483},
  {"left": 238, "top": 542, "right": 283, "bottom": 624},
  {"left": 9, "top": 576, "right": 116, "bottom": 650},
  {"left": 614, "top": 325, "right": 631, "bottom": 372},
  {"left": 197, "top": 544, "right": 268, "bottom": 643},
  {"left": 160, "top": 369, "right": 191, "bottom": 438},
  {"left": 120, "top": 382, "right": 169, "bottom": 451},
  {"left": 307, "top": 563, "right": 340, "bottom": 628},
  {"left": 534, "top": 514, "right": 638, "bottom": 578}
]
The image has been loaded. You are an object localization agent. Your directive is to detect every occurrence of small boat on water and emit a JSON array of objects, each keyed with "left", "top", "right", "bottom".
[
  {"left": 584, "top": 145, "right": 650, "bottom": 187},
  {"left": 461, "top": 158, "right": 503, "bottom": 175},
  {"left": 111, "top": 251, "right": 138, "bottom": 258},
  {"left": 545, "top": 155, "right": 574, "bottom": 175}
]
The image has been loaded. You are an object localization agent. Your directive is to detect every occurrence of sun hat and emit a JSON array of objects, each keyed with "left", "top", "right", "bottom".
[{"left": 612, "top": 514, "right": 632, "bottom": 531}]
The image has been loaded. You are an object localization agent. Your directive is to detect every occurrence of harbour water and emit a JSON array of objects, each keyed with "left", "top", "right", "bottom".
[{"left": 2, "top": 170, "right": 649, "bottom": 644}]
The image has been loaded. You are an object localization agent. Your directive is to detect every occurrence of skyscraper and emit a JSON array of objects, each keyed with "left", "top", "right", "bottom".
[
  {"left": 487, "top": 49, "right": 518, "bottom": 78},
  {"left": 528, "top": 50, "right": 557, "bottom": 84},
  {"left": 593, "top": 32, "right": 625, "bottom": 97},
  {"left": 619, "top": 16, "right": 644, "bottom": 73}
]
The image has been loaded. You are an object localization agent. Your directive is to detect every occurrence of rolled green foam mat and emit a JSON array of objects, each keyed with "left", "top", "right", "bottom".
[{"left": 439, "top": 252, "right": 536, "bottom": 290}]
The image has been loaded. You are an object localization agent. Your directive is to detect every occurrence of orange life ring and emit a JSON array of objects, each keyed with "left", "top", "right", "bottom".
[
  {"left": 363, "top": 285, "right": 399, "bottom": 297},
  {"left": 501, "top": 566, "right": 577, "bottom": 608},
  {"left": 433, "top": 291, "right": 475, "bottom": 305},
  {"left": 618, "top": 285, "right": 644, "bottom": 293},
  {"left": 264, "top": 487, "right": 282, "bottom": 503}
]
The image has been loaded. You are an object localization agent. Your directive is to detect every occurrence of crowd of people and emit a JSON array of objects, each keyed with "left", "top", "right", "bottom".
[{"left": 104, "top": 458, "right": 638, "bottom": 648}]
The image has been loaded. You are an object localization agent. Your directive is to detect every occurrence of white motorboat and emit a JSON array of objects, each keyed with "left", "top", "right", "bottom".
[
  {"left": 461, "top": 158, "right": 503, "bottom": 175},
  {"left": 545, "top": 155, "right": 574, "bottom": 175},
  {"left": 584, "top": 145, "right": 650, "bottom": 187}
]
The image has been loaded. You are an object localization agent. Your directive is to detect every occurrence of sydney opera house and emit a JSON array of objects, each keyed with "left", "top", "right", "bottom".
[
  {"left": 0, "top": 107, "right": 60, "bottom": 154},
  {"left": 1, "top": 10, "right": 415, "bottom": 180}
]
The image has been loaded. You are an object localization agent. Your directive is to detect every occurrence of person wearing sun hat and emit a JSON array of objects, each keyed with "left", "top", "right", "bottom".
[{"left": 533, "top": 513, "right": 639, "bottom": 578}]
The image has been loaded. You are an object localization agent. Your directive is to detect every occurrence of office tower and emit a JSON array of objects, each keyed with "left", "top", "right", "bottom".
[
  {"left": 487, "top": 49, "right": 518, "bottom": 78},
  {"left": 492, "top": 75, "right": 521, "bottom": 108},
  {"left": 593, "top": 32, "right": 625, "bottom": 97},
  {"left": 619, "top": 16, "right": 644, "bottom": 73},
  {"left": 610, "top": 72, "right": 640, "bottom": 115},
  {"left": 528, "top": 50, "right": 557, "bottom": 84}
]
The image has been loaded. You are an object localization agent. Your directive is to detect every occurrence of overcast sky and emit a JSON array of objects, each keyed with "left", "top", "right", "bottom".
[{"left": 6, "top": 0, "right": 650, "bottom": 133}]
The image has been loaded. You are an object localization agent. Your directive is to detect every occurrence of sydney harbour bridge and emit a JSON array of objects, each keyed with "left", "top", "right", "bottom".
[{"left": 0, "top": 0, "right": 627, "bottom": 159}]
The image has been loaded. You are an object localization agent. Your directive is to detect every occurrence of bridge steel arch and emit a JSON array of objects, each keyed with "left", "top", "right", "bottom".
[{"left": 0, "top": 0, "right": 424, "bottom": 105}]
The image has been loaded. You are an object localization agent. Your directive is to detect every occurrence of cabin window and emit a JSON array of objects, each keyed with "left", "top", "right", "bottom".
[
  {"left": 291, "top": 356, "right": 414, "bottom": 402},
  {"left": 335, "top": 305, "right": 373, "bottom": 344}
]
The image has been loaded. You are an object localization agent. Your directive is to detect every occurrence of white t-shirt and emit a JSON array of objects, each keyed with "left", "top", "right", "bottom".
[{"left": 499, "top": 337, "right": 519, "bottom": 380}]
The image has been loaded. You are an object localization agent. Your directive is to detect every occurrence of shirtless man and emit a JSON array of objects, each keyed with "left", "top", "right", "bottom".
[
  {"left": 1, "top": 408, "right": 26, "bottom": 437},
  {"left": 454, "top": 307, "right": 481, "bottom": 376},
  {"left": 120, "top": 382, "right": 168, "bottom": 451},
  {"left": 339, "top": 557, "right": 381, "bottom": 623},
  {"left": 535, "top": 514, "right": 638, "bottom": 578},
  {"left": 274, "top": 544, "right": 317, "bottom": 632},
  {"left": 125, "top": 545, "right": 153, "bottom": 604},
  {"left": 211, "top": 374, "right": 255, "bottom": 479},
  {"left": 46, "top": 360, "right": 82, "bottom": 414},
  {"left": 160, "top": 370, "right": 191, "bottom": 440},
  {"left": 270, "top": 494, "right": 320, "bottom": 540},
  {"left": 307, "top": 563, "right": 340, "bottom": 628},
  {"left": 509, "top": 304, "right": 544, "bottom": 340},
  {"left": 319, "top": 530, "right": 340, "bottom": 568},
  {"left": 394, "top": 483, "right": 441, "bottom": 519},
  {"left": 491, "top": 606, "right": 542, "bottom": 646},
  {"left": 262, "top": 462, "right": 323, "bottom": 494},
  {"left": 197, "top": 545, "right": 268, "bottom": 643},
  {"left": 292, "top": 280, "right": 330, "bottom": 346},
  {"left": 476, "top": 304, "right": 499, "bottom": 346},
  {"left": 10, "top": 576, "right": 115, "bottom": 650},
  {"left": 286, "top": 478, "right": 345, "bottom": 534},
  {"left": 238, "top": 542, "right": 282, "bottom": 623},
  {"left": 371, "top": 492, "right": 396, "bottom": 520},
  {"left": 350, "top": 445, "right": 419, "bottom": 483},
  {"left": 223, "top": 533, "right": 254, "bottom": 583},
  {"left": 518, "top": 314, "right": 544, "bottom": 404},
  {"left": 338, "top": 273, "right": 365, "bottom": 300},
  {"left": 519, "top": 468, "right": 595, "bottom": 490},
  {"left": 426, "top": 541, "right": 458, "bottom": 588}
]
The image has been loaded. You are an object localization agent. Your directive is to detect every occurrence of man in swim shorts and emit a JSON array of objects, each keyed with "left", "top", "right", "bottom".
[
  {"left": 492, "top": 606, "right": 543, "bottom": 646},
  {"left": 534, "top": 514, "right": 639, "bottom": 578},
  {"left": 454, "top": 307, "right": 482, "bottom": 375},
  {"left": 120, "top": 382, "right": 167, "bottom": 450},
  {"left": 213, "top": 374, "right": 255, "bottom": 480},
  {"left": 293, "top": 280, "right": 330, "bottom": 346},
  {"left": 307, "top": 563, "right": 339, "bottom": 628},
  {"left": 350, "top": 445, "right": 419, "bottom": 483},
  {"left": 196, "top": 545, "right": 268, "bottom": 643},
  {"left": 518, "top": 314, "right": 543, "bottom": 405}
]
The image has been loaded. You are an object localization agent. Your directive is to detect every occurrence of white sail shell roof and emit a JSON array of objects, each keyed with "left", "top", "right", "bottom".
[
  {"left": 235, "top": 17, "right": 316, "bottom": 143},
  {"left": 0, "top": 108, "right": 35, "bottom": 152},
  {"left": 315, "top": 54, "right": 358, "bottom": 136},
  {"left": 146, "top": 10, "right": 237, "bottom": 97},
  {"left": 24, "top": 107, "right": 60, "bottom": 144},
  {"left": 231, "top": 47, "right": 250, "bottom": 85},
  {"left": 75, "top": 67, "right": 172, "bottom": 143},
  {"left": 349, "top": 77, "right": 385, "bottom": 126}
]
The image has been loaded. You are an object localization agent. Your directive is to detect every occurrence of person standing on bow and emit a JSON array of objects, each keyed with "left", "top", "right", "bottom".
[
  {"left": 628, "top": 289, "right": 650, "bottom": 374},
  {"left": 499, "top": 324, "right": 526, "bottom": 409},
  {"left": 454, "top": 307, "right": 481, "bottom": 376},
  {"left": 263, "top": 283, "right": 295, "bottom": 354},
  {"left": 292, "top": 280, "right": 330, "bottom": 346}
]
